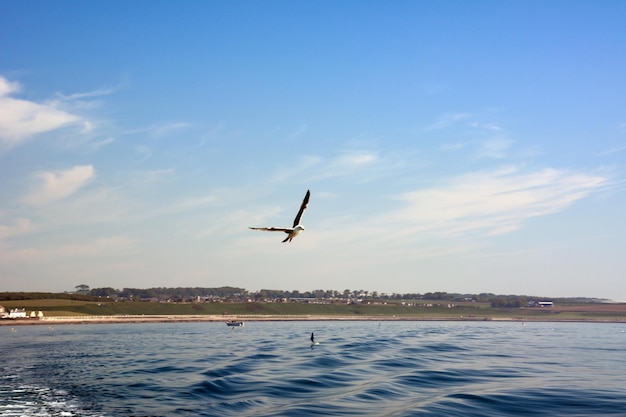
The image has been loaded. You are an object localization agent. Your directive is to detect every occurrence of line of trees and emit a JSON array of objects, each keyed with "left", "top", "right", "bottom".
[
  {"left": 88, "top": 286, "right": 247, "bottom": 301},
  {"left": 1, "top": 287, "right": 570, "bottom": 306},
  {"left": 0, "top": 292, "right": 97, "bottom": 302},
  {"left": 489, "top": 295, "right": 529, "bottom": 308},
  {"left": 79, "top": 287, "right": 547, "bottom": 307},
  {"left": 85, "top": 287, "right": 478, "bottom": 302}
]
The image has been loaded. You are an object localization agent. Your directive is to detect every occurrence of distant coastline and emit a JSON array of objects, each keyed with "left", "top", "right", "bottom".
[
  {"left": 2, "top": 314, "right": 626, "bottom": 326},
  {"left": 3, "top": 294, "right": 626, "bottom": 325}
]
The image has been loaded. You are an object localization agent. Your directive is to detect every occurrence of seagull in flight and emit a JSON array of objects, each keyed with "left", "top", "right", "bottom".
[{"left": 249, "top": 190, "right": 310, "bottom": 243}]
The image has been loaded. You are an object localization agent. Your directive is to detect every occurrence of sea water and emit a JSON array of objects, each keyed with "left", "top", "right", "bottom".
[{"left": 1, "top": 321, "right": 625, "bottom": 416}]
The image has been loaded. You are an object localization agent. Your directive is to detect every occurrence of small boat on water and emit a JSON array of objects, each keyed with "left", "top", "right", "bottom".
[{"left": 226, "top": 320, "right": 244, "bottom": 327}]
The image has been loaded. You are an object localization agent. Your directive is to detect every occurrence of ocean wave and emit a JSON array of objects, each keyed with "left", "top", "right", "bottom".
[{"left": 2, "top": 322, "right": 626, "bottom": 416}]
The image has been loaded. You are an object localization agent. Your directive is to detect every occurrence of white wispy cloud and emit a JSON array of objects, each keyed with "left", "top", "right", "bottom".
[
  {"left": 151, "top": 122, "right": 193, "bottom": 137},
  {"left": 335, "top": 150, "right": 378, "bottom": 167},
  {"left": 22, "top": 165, "right": 95, "bottom": 206},
  {"left": 270, "top": 149, "right": 410, "bottom": 185},
  {"left": 378, "top": 166, "right": 607, "bottom": 241},
  {"left": 0, "top": 77, "right": 20, "bottom": 96},
  {"left": 295, "top": 166, "right": 608, "bottom": 268},
  {"left": 308, "top": 150, "right": 380, "bottom": 181},
  {"left": 125, "top": 122, "right": 193, "bottom": 138},
  {"left": 87, "top": 136, "right": 115, "bottom": 152},
  {"left": 470, "top": 121, "right": 503, "bottom": 131},
  {"left": 55, "top": 86, "right": 116, "bottom": 101},
  {"left": 0, "top": 76, "right": 89, "bottom": 148}
]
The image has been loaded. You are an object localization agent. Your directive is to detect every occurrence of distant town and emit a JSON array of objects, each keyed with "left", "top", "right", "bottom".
[
  {"left": 2, "top": 284, "right": 625, "bottom": 324},
  {"left": 2, "top": 284, "right": 610, "bottom": 308}
]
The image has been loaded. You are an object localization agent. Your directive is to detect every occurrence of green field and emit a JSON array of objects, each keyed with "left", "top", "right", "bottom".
[{"left": 2, "top": 298, "right": 626, "bottom": 321}]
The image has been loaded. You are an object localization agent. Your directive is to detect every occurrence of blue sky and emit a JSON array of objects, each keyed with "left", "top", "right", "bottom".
[{"left": 1, "top": 1, "right": 625, "bottom": 299}]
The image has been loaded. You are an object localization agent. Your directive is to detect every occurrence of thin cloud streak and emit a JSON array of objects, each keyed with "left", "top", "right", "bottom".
[
  {"left": 0, "top": 76, "right": 90, "bottom": 148},
  {"left": 375, "top": 166, "right": 607, "bottom": 242},
  {"left": 272, "top": 150, "right": 381, "bottom": 182},
  {"left": 22, "top": 165, "right": 95, "bottom": 206},
  {"left": 311, "top": 150, "right": 381, "bottom": 181},
  {"left": 124, "top": 122, "right": 193, "bottom": 138},
  {"left": 55, "top": 86, "right": 116, "bottom": 101}
]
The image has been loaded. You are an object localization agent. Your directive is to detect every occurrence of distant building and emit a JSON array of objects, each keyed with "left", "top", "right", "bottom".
[
  {"left": 0, "top": 308, "right": 28, "bottom": 319},
  {"left": 528, "top": 300, "right": 553, "bottom": 308},
  {"left": 289, "top": 297, "right": 331, "bottom": 304}
]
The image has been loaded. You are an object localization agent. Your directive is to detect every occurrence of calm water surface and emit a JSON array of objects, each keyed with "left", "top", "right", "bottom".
[{"left": 1, "top": 321, "right": 625, "bottom": 416}]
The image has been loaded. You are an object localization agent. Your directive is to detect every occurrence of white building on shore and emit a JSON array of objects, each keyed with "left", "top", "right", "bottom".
[{"left": 0, "top": 307, "right": 29, "bottom": 319}]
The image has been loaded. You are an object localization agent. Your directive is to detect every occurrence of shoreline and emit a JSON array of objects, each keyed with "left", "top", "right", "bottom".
[{"left": 2, "top": 314, "right": 626, "bottom": 326}]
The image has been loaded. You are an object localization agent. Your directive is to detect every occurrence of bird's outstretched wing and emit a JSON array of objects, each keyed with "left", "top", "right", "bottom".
[
  {"left": 292, "top": 190, "right": 310, "bottom": 227},
  {"left": 248, "top": 227, "right": 293, "bottom": 233}
]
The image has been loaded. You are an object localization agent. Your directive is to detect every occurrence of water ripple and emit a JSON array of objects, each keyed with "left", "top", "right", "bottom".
[{"left": 2, "top": 321, "right": 626, "bottom": 416}]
